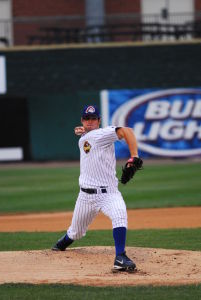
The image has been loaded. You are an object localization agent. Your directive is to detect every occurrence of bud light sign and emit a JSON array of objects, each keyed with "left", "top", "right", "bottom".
[{"left": 100, "top": 88, "right": 201, "bottom": 158}]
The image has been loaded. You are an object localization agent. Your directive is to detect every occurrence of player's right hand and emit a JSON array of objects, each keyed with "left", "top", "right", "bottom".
[{"left": 74, "top": 126, "right": 85, "bottom": 136}]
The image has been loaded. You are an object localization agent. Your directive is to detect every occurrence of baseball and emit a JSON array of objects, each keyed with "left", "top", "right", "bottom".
[{"left": 74, "top": 126, "right": 85, "bottom": 135}]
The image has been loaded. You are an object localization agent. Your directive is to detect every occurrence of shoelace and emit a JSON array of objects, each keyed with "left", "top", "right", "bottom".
[{"left": 121, "top": 252, "right": 131, "bottom": 262}]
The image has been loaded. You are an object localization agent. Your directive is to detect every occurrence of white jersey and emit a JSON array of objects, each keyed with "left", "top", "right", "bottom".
[
  {"left": 67, "top": 125, "right": 128, "bottom": 241},
  {"left": 79, "top": 126, "right": 119, "bottom": 188}
]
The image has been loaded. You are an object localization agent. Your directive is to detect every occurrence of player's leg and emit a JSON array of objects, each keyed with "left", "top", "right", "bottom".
[
  {"left": 100, "top": 191, "right": 136, "bottom": 272},
  {"left": 100, "top": 191, "right": 128, "bottom": 254},
  {"left": 67, "top": 194, "right": 99, "bottom": 240},
  {"left": 52, "top": 232, "right": 74, "bottom": 251},
  {"left": 52, "top": 192, "right": 99, "bottom": 251}
]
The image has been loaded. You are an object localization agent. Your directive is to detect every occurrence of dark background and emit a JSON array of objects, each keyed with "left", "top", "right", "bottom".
[{"left": 0, "top": 42, "right": 201, "bottom": 160}]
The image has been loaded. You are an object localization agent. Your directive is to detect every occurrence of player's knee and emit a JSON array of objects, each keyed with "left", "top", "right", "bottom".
[{"left": 110, "top": 208, "right": 127, "bottom": 228}]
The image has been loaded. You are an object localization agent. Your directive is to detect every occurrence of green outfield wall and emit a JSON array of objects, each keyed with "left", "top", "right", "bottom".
[
  {"left": 28, "top": 92, "right": 99, "bottom": 160},
  {"left": 0, "top": 42, "right": 201, "bottom": 160}
]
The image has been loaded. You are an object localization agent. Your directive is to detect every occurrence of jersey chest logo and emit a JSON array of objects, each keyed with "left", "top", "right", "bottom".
[{"left": 83, "top": 141, "right": 91, "bottom": 153}]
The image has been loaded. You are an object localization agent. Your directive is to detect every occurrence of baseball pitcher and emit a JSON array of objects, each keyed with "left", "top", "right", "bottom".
[{"left": 52, "top": 105, "right": 143, "bottom": 273}]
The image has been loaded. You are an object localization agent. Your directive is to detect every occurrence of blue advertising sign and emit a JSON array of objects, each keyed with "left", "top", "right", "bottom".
[{"left": 100, "top": 88, "right": 201, "bottom": 158}]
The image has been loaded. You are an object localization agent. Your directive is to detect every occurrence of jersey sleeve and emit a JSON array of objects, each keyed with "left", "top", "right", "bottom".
[{"left": 94, "top": 126, "right": 119, "bottom": 146}]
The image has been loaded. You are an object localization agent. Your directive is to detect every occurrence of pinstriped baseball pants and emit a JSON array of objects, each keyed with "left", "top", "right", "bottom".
[{"left": 67, "top": 189, "right": 128, "bottom": 240}]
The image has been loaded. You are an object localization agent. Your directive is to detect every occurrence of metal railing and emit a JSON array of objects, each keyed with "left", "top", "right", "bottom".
[
  {"left": 27, "top": 22, "right": 201, "bottom": 45},
  {"left": 0, "top": 20, "right": 11, "bottom": 46},
  {"left": 0, "top": 12, "right": 201, "bottom": 47}
]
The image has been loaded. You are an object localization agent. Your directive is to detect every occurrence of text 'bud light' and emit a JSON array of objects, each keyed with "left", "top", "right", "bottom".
[{"left": 100, "top": 88, "right": 201, "bottom": 158}]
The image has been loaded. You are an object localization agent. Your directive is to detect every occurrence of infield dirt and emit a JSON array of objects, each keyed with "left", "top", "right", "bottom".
[
  {"left": 1, "top": 207, "right": 201, "bottom": 286},
  {"left": 1, "top": 207, "right": 201, "bottom": 232},
  {"left": 1, "top": 246, "right": 201, "bottom": 286}
]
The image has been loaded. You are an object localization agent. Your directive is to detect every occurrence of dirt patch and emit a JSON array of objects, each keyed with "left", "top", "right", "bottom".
[
  {"left": 1, "top": 207, "right": 201, "bottom": 287},
  {"left": 1, "top": 246, "right": 201, "bottom": 286},
  {"left": 1, "top": 207, "right": 201, "bottom": 232}
]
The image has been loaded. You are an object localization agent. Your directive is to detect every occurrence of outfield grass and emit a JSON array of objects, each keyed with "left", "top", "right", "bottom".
[
  {"left": 0, "top": 283, "right": 201, "bottom": 300},
  {"left": 0, "top": 163, "right": 201, "bottom": 213},
  {"left": 0, "top": 228, "right": 201, "bottom": 252}
]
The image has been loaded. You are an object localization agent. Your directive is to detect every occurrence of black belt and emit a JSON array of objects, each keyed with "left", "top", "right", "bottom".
[{"left": 81, "top": 187, "right": 107, "bottom": 194}]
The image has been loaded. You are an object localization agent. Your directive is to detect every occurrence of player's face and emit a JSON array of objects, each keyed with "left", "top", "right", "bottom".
[{"left": 81, "top": 116, "right": 101, "bottom": 132}]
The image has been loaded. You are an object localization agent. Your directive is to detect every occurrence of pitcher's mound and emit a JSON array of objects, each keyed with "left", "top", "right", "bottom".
[{"left": 1, "top": 247, "right": 201, "bottom": 286}]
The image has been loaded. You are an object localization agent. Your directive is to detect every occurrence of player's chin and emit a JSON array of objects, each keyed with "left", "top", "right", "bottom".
[{"left": 86, "top": 126, "right": 95, "bottom": 131}]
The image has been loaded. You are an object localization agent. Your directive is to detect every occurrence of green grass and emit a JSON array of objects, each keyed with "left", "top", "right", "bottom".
[
  {"left": 124, "top": 163, "right": 201, "bottom": 209},
  {"left": 0, "top": 167, "right": 79, "bottom": 213},
  {"left": 0, "top": 283, "right": 201, "bottom": 300},
  {"left": 0, "top": 162, "right": 201, "bottom": 213},
  {"left": 0, "top": 163, "right": 200, "bottom": 299},
  {"left": 0, "top": 228, "right": 201, "bottom": 252}
]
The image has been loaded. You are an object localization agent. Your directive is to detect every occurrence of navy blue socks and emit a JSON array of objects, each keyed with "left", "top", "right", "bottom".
[
  {"left": 64, "top": 234, "right": 74, "bottom": 246},
  {"left": 63, "top": 229, "right": 126, "bottom": 254},
  {"left": 113, "top": 227, "right": 127, "bottom": 256}
]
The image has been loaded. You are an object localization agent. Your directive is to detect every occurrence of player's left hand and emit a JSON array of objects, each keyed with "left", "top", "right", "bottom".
[{"left": 120, "top": 157, "right": 143, "bottom": 184}]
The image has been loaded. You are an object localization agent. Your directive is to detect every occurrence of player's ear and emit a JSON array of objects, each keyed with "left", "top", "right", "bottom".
[{"left": 98, "top": 118, "right": 101, "bottom": 125}]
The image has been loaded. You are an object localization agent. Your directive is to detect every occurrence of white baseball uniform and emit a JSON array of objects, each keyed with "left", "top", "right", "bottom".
[{"left": 67, "top": 126, "right": 127, "bottom": 240}]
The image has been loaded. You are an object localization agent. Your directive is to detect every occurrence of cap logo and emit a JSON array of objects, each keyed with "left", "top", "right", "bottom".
[{"left": 85, "top": 106, "right": 95, "bottom": 113}]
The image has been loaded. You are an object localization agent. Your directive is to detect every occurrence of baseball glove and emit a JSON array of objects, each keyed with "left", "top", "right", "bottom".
[{"left": 120, "top": 157, "right": 143, "bottom": 184}]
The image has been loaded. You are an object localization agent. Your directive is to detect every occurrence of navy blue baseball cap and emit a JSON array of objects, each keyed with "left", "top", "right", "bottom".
[{"left": 82, "top": 105, "right": 100, "bottom": 118}]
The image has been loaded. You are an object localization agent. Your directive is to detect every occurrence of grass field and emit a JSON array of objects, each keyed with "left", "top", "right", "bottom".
[
  {"left": 0, "top": 162, "right": 201, "bottom": 213},
  {"left": 1, "top": 283, "right": 201, "bottom": 300},
  {"left": 0, "top": 161, "right": 201, "bottom": 299},
  {"left": 1, "top": 228, "right": 201, "bottom": 251}
]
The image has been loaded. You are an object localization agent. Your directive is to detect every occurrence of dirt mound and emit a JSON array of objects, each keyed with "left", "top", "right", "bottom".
[{"left": 1, "top": 247, "right": 201, "bottom": 286}]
